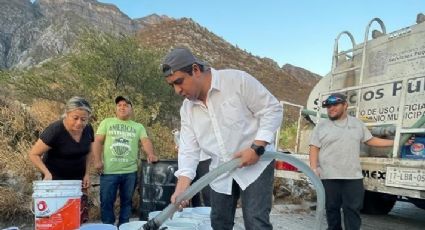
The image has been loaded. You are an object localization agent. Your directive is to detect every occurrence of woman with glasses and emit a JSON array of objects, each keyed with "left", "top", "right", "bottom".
[{"left": 29, "top": 96, "right": 94, "bottom": 223}]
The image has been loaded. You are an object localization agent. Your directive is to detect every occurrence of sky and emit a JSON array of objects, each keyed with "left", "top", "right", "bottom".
[{"left": 98, "top": 0, "right": 424, "bottom": 76}]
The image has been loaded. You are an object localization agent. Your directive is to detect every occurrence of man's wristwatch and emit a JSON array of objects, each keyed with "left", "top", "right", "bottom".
[{"left": 251, "top": 143, "right": 265, "bottom": 156}]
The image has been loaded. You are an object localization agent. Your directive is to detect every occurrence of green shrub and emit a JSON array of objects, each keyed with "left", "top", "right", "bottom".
[{"left": 278, "top": 122, "right": 298, "bottom": 152}]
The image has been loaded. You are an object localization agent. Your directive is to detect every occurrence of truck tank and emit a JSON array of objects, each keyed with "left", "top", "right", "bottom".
[
  {"left": 278, "top": 13, "right": 425, "bottom": 215},
  {"left": 304, "top": 14, "right": 425, "bottom": 157},
  {"left": 307, "top": 14, "right": 425, "bottom": 127}
]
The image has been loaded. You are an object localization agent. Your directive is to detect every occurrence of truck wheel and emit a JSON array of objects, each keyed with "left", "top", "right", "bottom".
[
  {"left": 361, "top": 191, "right": 396, "bottom": 215},
  {"left": 407, "top": 197, "right": 425, "bottom": 210}
]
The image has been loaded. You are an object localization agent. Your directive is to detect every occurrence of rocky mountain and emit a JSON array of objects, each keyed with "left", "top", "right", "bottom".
[
  {"left": 0, "top": 0, "right": 321, "bottom": 105},
  {"left": 282, "top": 64, "right": 321, "bottom": 88},
  {"left": 136, "top": 18, "right": 321, "bottom": 104},
  {"left": 0, "top": 0, "right": 143, "bottom": 69}
]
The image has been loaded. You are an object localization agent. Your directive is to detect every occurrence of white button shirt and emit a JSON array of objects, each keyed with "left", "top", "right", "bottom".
[{"left": 175, "top": 68, "right": 283, "bottom": 195}]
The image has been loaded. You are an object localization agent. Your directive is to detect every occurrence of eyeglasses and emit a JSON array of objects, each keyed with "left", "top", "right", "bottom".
[{"left": 322, "top": 95, "right": 345, "bottom": 108}]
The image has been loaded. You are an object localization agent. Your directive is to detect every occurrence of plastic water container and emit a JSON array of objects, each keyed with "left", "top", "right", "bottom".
[
  {"left": 140, "top": 160, "right": 178, "bottom": 220},
  {"left": 79, "top": 223, "right": 117, "bottom": 230},
  {"left": 32, "top": 180, "right": 82, "bottom": 230},
  {"left": 192, "top": 207, "right": 211, "bottom": 217},
  {"left": 162, "top": 220, "right": 198, "bottom": 230},
  {"left": 191, "top": 207, "right": 211, "bottom": 224},
  {"left": 198, "top": 223, "right": 213, "bottom": 230},
  {"left": 119, "top": 221, "right": 147, "bottom": 230},
  {"left": 149, "top": 210, "right": 180, "bottom": 221},
  {"left": 177, "top": 207, "right": 194, "bottom": 218},
  {"left": 148, "top": 210, "right": 162, "bottom": 220}
]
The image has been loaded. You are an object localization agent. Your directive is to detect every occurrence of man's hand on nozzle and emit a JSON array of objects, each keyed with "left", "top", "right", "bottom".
[{"left": 171, "top": 177, "right": 191, "bottom": 211}]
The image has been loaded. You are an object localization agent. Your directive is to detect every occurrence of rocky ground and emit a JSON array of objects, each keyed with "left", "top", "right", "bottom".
[
  {"left": 234, "top": 201, "right": 425, "bottom": 230},
  {"left": 2, "top": 201, "right": 424, "bottom": 230}
]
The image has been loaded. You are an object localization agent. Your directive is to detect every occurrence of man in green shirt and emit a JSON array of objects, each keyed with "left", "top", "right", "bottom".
[{"left": 93, "top": 96, "right": 158, "bottom": 226}]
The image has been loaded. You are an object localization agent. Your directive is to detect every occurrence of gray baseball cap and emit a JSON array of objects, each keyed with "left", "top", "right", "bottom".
[
  {"left": 115, "top": 95, "right": 132, "bottom": 106},
  {"left": 161, "top": 47, "right": 206, "bottom": 77}
]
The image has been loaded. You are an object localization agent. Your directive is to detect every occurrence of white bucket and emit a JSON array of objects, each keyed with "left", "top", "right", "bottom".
[
  {"left": 32, "top": 180, "right": 82, "bottom": 230},
  {"left": 169, "top": 217, "right": 203, "bottom": 226},
  {"left": 191, "top": 207, "right": 211, "bottom": 224},
  {"left": 192, "top": 207, "right": 211, "bottom": 217},
  {"left": 177, "top": 207, "right": 194, "bottom": 218},
  {"left": 80, "top": 223, "right": 117, "bottom": 230},
  {"left": 148, "top": 210, "right": 161, "bottom": 220},
  {"left": 162, "top": 220, "right": 198, "bottom": 230},
  {"left": 198, "top": 223, "right": 213, "bottom": 230},
  {"left": 119, "top": 221, "right": 147, "bottom": 230},
  {"left": 149, "top": 210, "right": 181, "bottom": 221}
]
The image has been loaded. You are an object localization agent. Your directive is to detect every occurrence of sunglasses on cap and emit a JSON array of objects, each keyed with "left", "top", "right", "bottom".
[
  {"left": 322, "top": 95, "right": 346, "bottom": 108},
  {"left": 162, "top": 64, "right": 174, "bottom": 77}
]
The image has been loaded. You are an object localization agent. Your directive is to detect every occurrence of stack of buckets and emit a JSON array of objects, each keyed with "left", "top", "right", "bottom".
[
  {"left": 32, "top": 180, "right": 83, "bottom": 230},
  {"left": 32, "top": 179, "right": 212, "bottom": 229}
]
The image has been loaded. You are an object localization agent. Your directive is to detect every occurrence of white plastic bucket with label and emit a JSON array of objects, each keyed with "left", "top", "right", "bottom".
[{"left": 32, "top": 180, "right": 82, "bottom": 230}]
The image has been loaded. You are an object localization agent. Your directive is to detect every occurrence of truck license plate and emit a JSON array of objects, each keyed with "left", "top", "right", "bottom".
[{"left": 385, "top": 167, "right": 425, "bottom": 190}]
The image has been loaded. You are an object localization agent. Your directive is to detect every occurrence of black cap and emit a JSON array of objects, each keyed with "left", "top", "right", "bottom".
[
  {"left": 161, "top": 47, "right": 206, "bottom": 77},
  {"left": 115, "top": 96, "right": 132, "bottom": 106},
  {"left": 322, "top": 93, "right": 347, "bottom": 108}
]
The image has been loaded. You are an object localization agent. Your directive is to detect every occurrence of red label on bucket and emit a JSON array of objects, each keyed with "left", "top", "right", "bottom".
[
  {"left": 35, "top": 198, "right": 81, "bottom": 230},
  {"left": 37, "top": 200, "right": 48, "bottom": 212}
]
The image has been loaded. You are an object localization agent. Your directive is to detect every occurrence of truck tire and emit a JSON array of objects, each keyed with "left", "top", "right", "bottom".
[
  {"left": 361, "top": 191, "right": 396, "bottom": 215},
  {"left": 407, "top": 197, "right": 425, "bottom": 210}
]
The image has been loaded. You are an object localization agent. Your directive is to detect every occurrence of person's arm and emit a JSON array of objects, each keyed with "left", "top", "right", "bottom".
[
  {"left": 309, "top": 145, "right": 320, "bottom": 176},
  {"left": 83, "top": 142, "right": 94, "bottom": 189},
  {"left": 141, "top": 138, "right": 158, "bottom": 163},
  {"left": 170, "top": 103, "right": 202, "bottom": 208},
  {"left": 365, "top": 137, "right": 394, "bottom": 147},
  {"left": 28, "top": 139, "right": 53, "bottom": 180},
  {"left": 170, "top": 175, "right": 192, "bottom": 209},
  {"left": 92, "top": 135, "right": 105, "bottom": 174}
]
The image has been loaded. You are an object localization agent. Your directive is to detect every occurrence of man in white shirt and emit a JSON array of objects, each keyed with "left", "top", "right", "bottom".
[{"left": 161, "top": 47, "right": 283, "bottom": 230}]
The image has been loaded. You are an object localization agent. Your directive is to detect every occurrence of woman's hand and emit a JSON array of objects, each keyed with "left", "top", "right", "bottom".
[
  {"left": 94, "top": 160, "right": 104, "bottom": 175},
  {"left": 43, "top": 172, "right": 53, "bottom": 180},
  {"left": 82, "top": 174, "right": 90, "bottom": 189}
]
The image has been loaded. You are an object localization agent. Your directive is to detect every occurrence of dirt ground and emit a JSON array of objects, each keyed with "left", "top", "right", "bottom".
[
  {"left": 2, "top": 201, "right": 424, "bottom": 229},
  {"left": 234, "top": 201, "right": 425, "bottom": 230}
]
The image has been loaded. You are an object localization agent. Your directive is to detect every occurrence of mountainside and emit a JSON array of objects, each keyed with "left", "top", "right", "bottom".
[
  {"left": 0, "top": 0, "right": 321, "bottom": 105},
  {"left": 0, "top": 0, "right": 142, "bottom": 69},
  {"left": 137, "top": 18, "right": 321, "bottom": 104}
]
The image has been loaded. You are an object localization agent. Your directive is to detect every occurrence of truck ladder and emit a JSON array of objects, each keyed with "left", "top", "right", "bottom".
[{"left": 355, "top": 18, "right": 386, "bottom": 118}]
